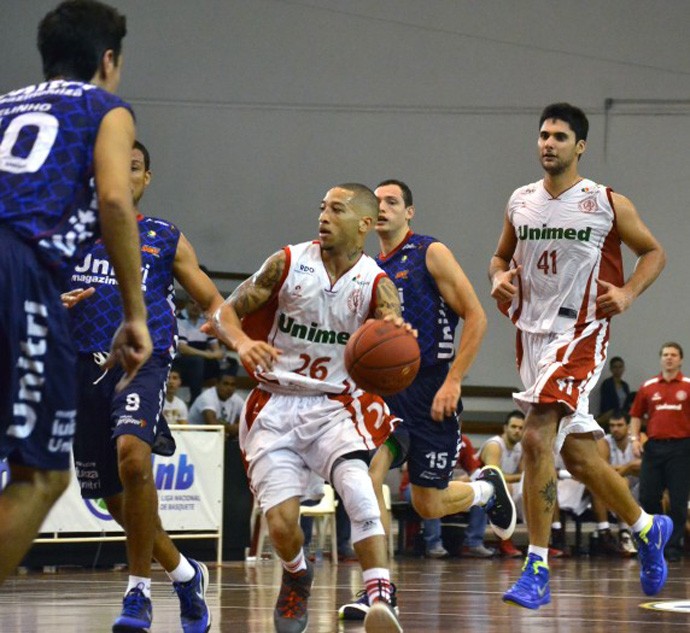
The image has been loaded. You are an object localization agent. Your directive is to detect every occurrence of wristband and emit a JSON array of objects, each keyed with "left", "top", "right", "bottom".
[{"left": 629, "top": 435, "right": 639, "bottom": 441}]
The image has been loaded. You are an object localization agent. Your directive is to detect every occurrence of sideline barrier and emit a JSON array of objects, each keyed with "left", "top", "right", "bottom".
[{"left": 0, "top": 425, "right": 225, "bottom": 566}]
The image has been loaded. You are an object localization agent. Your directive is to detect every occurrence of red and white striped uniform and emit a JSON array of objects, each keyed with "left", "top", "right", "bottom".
[
  {"left": 505, "top": 179, "right": 623, "bottom": 451},
  {"left": 239, "top": 241, "right": 400, "bottom": 511}
]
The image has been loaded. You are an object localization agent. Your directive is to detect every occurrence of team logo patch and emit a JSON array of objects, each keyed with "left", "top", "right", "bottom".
[
  {"left": 142, "top": 244, "right": 160, "bottom": 256},
  {"left": 347, "top": 289, "right": 363, "bottom": 313},
  {"left": 578, "top": 196, "right": 597, "bottom": 213},
  {"left": 641, "top": 600, "right": 690, "bottom": 613},
  {"left": 395, "top": 270, "right": 409, "bottom": 280},
  {"left": 676, "top": 390, "right": 688, "bottom": 401},
  {"left": 147, "top": 230, "right": 156, "bottom": 237}
]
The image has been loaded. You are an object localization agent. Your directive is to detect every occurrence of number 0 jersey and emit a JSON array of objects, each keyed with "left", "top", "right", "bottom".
[
  {"left": 0, "top": 80, "right": 132, "bottom": 271},
  {"left": 242, "top": 240, "right": 387, "bottom": 395},
  {"left": 505, "top": 178, "right": 624, "bottom": 334}
]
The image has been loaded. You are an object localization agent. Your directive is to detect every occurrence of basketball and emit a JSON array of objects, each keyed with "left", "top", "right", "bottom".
[{"left": 344, "top": 319, "right": 420, "bottom": 396}]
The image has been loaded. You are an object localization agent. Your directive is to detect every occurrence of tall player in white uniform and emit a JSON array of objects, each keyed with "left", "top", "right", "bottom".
[
  {"left": 211, "top": 183, "right": 405, "bottom": 633},
  {"left": 489, "top": 103, "right": 670, "bottom": 609}
]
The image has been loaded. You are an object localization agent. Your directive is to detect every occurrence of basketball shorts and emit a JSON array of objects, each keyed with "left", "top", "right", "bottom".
[
  {"left": 73, "top": 352, "right": 173, "bottom": 499},
  {"left": 385, "top": 365, "right": 462, "bottom": 490},
  {"left": 241, "top": 387, "right": 400, "bottom": 513},
  {"left": 0, "top": 228, "right": 77, "bottom": 471},
  {"left": 514, "top": 319, "right": 609, "bottom": 453}
]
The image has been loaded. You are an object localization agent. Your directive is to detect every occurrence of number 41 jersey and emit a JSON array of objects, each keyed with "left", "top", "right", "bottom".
[
  {"left": 0, "top": 80, "right": 131, "bottom": 271},
  {"left": 506, "top": 178, "right": 624, "bottom": 334}
]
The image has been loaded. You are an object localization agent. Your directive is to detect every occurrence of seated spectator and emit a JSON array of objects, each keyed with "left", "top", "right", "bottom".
[
  {"left": 480, "top": 410, "right": 524, "bottom": 558},
  {"left": 188, "top": 373, "right": 245, "bottom": 439},
  {"left": 598, "top": 356, "right": 631, "bottom": 421},
  {"left": 590, "top": 411, "right": 640, "bottom": 556},
  {"left": 176, "top": 297, "right": 224, "bottom": 402},
  {"left": 162, "top": 369, "right": 188, "bottom": 425}
]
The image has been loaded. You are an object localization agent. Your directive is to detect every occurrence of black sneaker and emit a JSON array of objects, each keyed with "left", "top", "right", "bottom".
[
  {"left": 338, "top": 583, "right": 399, "bottom": 621},
  {"left": 476, "top": 465, "right": 516, "bottom": 540},
  {"left": 274, "top": 561, "right": 314, "bottom": 633}
]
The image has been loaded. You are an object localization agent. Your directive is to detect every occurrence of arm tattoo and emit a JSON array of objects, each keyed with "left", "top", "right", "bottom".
[
  {"left": 374, "top": 277, "right": 402, "bottom": 319},
  {"left": 229, "top": 251, "right": 285, "bottom": 318},
  {"left": 539, "top": 478, "right": 558, "bottom": 515}
]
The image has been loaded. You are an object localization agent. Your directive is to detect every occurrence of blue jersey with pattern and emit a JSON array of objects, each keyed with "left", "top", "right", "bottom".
[
  {"left": 376, "top": 232, "right": 458, "bottom": 368},
  {"left": 0, "top": 80, "right": 132, "bottom": 272},
  {"left": 67, "top": 216, "right": 180, "bottom": 355}
]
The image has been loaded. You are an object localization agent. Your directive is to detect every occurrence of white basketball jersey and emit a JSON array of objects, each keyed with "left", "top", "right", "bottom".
[
  {"left": 243, "top": 241, "right": 386, "bottom": 394},
  {"left": 506, "top": 178, "right": 624, "bottom": 334},
  {"left": 482, "top": 435, "right": 522, "bottom": 475},
  {"left": 604, "top": 434, "right": 639, "bottom": 487}
]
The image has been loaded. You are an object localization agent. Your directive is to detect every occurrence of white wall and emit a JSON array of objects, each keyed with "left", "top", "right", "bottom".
[{"left": 3, "top": 0, "right": 690, "bottom": 390}]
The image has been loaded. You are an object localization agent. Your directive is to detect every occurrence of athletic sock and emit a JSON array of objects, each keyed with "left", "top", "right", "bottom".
[
  {"left": 631, "top": 511, "right": 653, "bottom": 534},
  {"left": 282, "top": 549, "right": 307, "bottom": 574},
  {"left": 363, "top": 567, "right": 392, "bottom": 604},
  {"left": 528, "top": 544, "right": 549, "bottom": 564},
  {"left": 470, "top": 481, "right": 493, "bottom": 506},
  {"left": 126, "top": 576, "right": 151, "bottom": 598},
  {"left": 166, "top": 554, "right": 196, "bottom": 584}
]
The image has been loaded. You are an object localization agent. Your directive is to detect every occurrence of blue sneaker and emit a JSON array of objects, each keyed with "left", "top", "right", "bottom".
[
  {"left": 173, "top": 559, "right": 211, "bottom": 632},
  {"left": 112, "top": 585, "right": 152, "bottom": 632},
  {"left": 502, "top": 553, "right": 550, "bottom": 609},
  {"left": 338, "top": 583, "right": 399, "bottom": 620},
  {"left": 635, "top": 515, "right": 672, "bottom": 596}
]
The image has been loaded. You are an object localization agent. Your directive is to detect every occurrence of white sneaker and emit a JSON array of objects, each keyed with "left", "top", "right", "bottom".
[
  {"left": 364, "top": 601, "right": 403, "bottom": 633},
  {"left": 619, "top": 529, "right": 638, "bottom": 555},
  {"left": 426, "top": 544, "right": 449, "bottom": 559}
]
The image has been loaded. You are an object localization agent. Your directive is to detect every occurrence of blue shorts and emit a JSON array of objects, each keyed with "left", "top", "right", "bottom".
[
  {"left": 0, "top": 228, "right": 76, "bottom": 471},
  {"left": 385, "top": 364, "right": 462, "bottom": 490},
  {"left": 73, "top": 352, "right": 174, "bottom": 499}
]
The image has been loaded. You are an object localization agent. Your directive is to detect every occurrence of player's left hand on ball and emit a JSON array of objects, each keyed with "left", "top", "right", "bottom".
[
  {"left": 381, "top": 315, "right": 418, "bottom": 338},
  {"left": 596, "top": 279, "right": 632, "bottom": 316},
  {"left": 60, "top": 287, "right": 96, "bottom": 309}
]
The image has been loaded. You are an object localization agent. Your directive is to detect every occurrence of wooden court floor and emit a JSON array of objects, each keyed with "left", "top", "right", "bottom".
[{"left": 1, "top": 556, "right": 689, "bottom": 632}]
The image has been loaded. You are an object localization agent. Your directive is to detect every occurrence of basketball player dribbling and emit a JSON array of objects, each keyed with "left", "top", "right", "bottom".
[
  {"left": 0, "top": 0, "right": 151, "bottom": 586},
  {"left": 489, "top": 102, "right": 670, "bottom": 609},
  {"left": 340, "top": 179, "right": 517, "bottom": 621},
  {"left": 209, "top": 183, "right": 409, "bottom": 633}
]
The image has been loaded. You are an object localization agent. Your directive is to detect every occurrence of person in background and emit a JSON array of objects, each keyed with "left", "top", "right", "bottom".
[
  {"left": 162, "top": 369, "right": 188, "bottom": 425},
  {"left": 598, "top": 356, "right": 631, "bottom": 421},
  {"left": 630, "top": 342, "right": 690, "bottom": 562},
  {"left": 188, "top": 373, "right": 245, "bottom": 440}
]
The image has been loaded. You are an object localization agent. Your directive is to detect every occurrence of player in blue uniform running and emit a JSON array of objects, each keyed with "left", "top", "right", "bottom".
[
  {"left": 0, "top": 0, "right": 150, "bottom": 586},
  {"left": 63, "top": 141, "right": 221, "bottom": 632},
  {"left": 340, "top": 179, "right": 515, "bottom": 620}
]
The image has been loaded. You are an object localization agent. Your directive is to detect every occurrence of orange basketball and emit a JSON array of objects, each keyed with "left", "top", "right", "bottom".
[{"left": 344, "top": 319, "right": 420, "bottom": 396}]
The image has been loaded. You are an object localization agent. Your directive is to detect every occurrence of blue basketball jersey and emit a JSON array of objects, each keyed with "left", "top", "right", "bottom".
[
  {"left": 0, "top": 80, "right": 132, "bottom": 271},
  {"left": 376, "top": 232, "right": 459, "bottom": 368},
  {"left": 67, "top": 216, "right": 180, "bottom": 355}
]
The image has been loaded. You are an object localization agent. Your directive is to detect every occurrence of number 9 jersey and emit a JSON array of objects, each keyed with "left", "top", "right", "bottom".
[
  {"left": 0, "top": 80, "right": 132, "bottom": 271},
  {"left": 505, "top": 178, "right": 624, "bottom": 334}
]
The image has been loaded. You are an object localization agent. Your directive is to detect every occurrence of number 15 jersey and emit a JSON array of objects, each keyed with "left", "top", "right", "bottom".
[{"left": 505, "top": 178, "right": 624, "bottom": 334}]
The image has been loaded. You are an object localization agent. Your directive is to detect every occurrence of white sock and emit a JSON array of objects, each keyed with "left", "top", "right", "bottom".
[
  {"left": 282, "top": 549, "right": 307, "bottom": 574},
  {"left": 631, "top": 511, "right": 653, "bottom": 534},
  {"left": 597, "top": 521, "right": 610, "bottom": 532},
  {"left": 470, "top": 481, "right": 493, "bottom": 506},
  {"left": 363, "top": 567, "right": 392, "bottom": 604},
  {"left": 126, "top": 575, "right": 151, "bottom": 598},
  {"left": 166, "top": 555, "right": 196, "bottom": 584},
  {"left": 551, "top": 521, "right": 562, "bottom": 530},
  {"left": 528, "top": 544, "right": 549, "bottom": 563}
]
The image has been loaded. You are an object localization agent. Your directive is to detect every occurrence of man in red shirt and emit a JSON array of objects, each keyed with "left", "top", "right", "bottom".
[{"left": 630, "top": 342, "right": 690, "bottom": 561}]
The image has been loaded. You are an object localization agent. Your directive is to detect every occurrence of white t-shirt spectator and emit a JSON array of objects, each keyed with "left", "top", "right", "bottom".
[
  {"left": 188, "top": 387, "right": 245, "bottom": 425},
  {"left": 162, "top": 396, "right": 189, "bottom": 425}
]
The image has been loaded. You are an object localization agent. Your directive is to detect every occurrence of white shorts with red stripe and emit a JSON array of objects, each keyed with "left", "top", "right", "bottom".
[
  {"left": 240, "top": 386, "right": 400, "bottom": 513},
  {"left": 513, "top": 319, "right": 610, "bottom": 453}
]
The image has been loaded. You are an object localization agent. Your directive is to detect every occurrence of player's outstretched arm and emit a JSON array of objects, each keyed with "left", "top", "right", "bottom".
[
  {"left": 208, "top": 250, "right": 285, "bottom": 372},
  {"left": 94, "top": 107, "right": 151, "bottom": 387},
  {"left": 427, "top": 242, "right": 487, "bottom": 420},
  {"left": 595, "top": 193, "right": 666, "bottom": 317}
]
